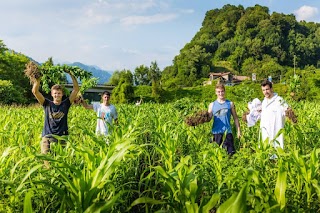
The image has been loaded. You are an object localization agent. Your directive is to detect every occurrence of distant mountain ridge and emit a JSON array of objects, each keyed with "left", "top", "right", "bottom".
[
  {"left": 68, "top": 62, "right": 112, "bottom": 84},
  {"left": 19, "top": 52, "right": 112, "bottom": 84}
]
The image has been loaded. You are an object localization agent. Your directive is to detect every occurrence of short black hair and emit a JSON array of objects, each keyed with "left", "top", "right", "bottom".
[
  {"left": 101, "top": 91, "right": 111, "bottom": 96},
  {"left": 261, "top": 79, "right": 272, "bottom": 88}
]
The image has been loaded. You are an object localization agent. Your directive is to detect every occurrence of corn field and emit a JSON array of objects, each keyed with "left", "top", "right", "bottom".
[{"left": 0, "top": 100, "right": 319, "bottom": 213}]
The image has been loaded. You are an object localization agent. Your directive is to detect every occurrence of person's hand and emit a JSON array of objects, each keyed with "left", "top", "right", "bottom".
[
  {"left": 63, "top": 67, "right": 73, "bottom": 76},
  {"left": 74, "top": 95, "right": 83, "bottom": 105},
  {"left": 32, "top": 77, "right": 41, "bottom": 85},
  {"left": 285, "top": 108, "right": 298, "bottom": 123},
  {"left": 242, "top": 112, "right": 249, "bottom": 122},
  {"left": 237, "top": 131, "right": 242, "bottom": 139}
]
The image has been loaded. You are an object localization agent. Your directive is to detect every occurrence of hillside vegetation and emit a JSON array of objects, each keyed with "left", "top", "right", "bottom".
[{"left": 161, "top": 4, "right": 320, "bottom": 87}]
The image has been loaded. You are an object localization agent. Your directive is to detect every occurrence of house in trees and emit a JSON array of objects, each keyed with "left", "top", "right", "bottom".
[{"left": 203, "top": 72, "right": 250, "bottom": 86}]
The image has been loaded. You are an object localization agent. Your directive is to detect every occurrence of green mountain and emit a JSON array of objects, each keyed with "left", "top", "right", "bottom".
[{"left": 161, "top": 4, "right": 320, "bottom": 87}]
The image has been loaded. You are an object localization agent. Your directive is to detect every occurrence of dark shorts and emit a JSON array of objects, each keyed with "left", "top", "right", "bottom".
[
  {"left": 41, "top": 137, "right": 66, "bottom": 154},
  {"left": 212, "top": 133, "right": 235, "bottom": 155}
]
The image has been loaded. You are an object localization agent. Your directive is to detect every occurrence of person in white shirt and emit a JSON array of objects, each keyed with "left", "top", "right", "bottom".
[
  {"left": 260, "top": 80, "right": 288, "bottom": 149},
  {"left": 135, "top": 98, "right": 143, "bottom": 106},
  {"left": 81, "top": 91, "right": 118, "bottom": 136}
]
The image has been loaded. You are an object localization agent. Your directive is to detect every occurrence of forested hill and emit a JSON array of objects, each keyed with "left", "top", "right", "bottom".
[{"left": 161, "top": 4, "right": 320, "bottom": 87}]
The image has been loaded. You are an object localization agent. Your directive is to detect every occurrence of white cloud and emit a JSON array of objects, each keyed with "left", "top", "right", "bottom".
[
  {"left": 67, "top": 0, "right": 169, "bottom": 28},
  {"left": 294, "top": 5, "right": 319, "bottom": 21},
  {"left": 120, "top": 13, "right": 178, "bottom": 26},
  {"left": 96, "top": 0, "right": 158, "bottom": 12}
]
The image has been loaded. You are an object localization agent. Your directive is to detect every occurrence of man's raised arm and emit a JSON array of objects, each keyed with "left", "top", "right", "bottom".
[
  {"left": 69, "top": 73, "right": 80, "bottom": 104},
  {"left": 32, "top": 78, "right": 45, "bottom": 105}
]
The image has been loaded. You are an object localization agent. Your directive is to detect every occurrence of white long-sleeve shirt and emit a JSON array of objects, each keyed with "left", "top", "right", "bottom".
[{"left": 260, "top": 93, "right": 288, "bottom": 149}]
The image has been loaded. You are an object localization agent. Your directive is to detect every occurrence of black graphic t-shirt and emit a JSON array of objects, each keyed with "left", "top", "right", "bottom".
[{"left": 42, "top": 98, "right": 71, "bottom": 137}]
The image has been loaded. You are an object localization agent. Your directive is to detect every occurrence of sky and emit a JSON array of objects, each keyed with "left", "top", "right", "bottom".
[{"left": 0, "top": 0, "right": 320, "bottom": 73}]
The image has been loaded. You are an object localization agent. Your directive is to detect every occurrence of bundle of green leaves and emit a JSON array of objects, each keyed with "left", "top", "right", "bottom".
[{"left": 25, "top": 61, "right": 97, "bottom": 95}]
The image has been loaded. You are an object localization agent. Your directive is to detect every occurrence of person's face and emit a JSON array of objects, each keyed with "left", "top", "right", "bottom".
[
  {"left": 51, "top": 89, "right": 63, "bottom": 102},
  {"left": 261, "top": 85, "right": 273, "bottom": 99},
  {"left": 215, "top": 88, "right": 225, "bottom": 99},
  {"left": 102, "top": 94, "right": 111, "bottom": 102}
]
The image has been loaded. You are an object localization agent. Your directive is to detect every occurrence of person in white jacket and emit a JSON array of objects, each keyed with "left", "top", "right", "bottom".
[
  {"left": 81, "top": 91, "right": 118, "bottom": 136},
  {"left": 260, "top": 80, "right": 288, "bottom": 149}
]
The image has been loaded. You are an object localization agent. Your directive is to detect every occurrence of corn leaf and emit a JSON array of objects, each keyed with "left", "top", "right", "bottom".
[
  {"left": 217, "top": 185, "right": 247, "bottom": 213},
  {"left": 275, "top": 160, "right": 287, "bottom": 210},
  {"left": 23, "top": 191, "right": 33, "bottom": 213}
]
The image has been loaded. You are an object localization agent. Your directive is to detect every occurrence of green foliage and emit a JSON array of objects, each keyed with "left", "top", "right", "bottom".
[
  {"left": 134, "top": 85, "right": 152, "bottom": 97},
  {"left": 133, "top": 61, "right": 162, "bottom": 87},
  {"left": 23, "top": 191, "right": 33, "bottom": 213},
  {"left": 174, "top": 45, "right": 213, "bottom": 86},
  {"left": 228, "top": 81, "right": 262, "bottom": 102},
  {"left": 172, "top": 97, "right": 197, "bottom": 116},
  {"left": 161, "top": 77, "right": 180, "bottom": 89},
  {"left": 1, "top": 102, "right": 320, "bottom": 212},
  {"left": 0, "top": 50, "right": 32, "bottom": 103},
  {"left": 161, "top": 65, "right": 178, "bottom": 87},
  {"left": 113, "top": 79, "right": 134, "bottom": 103},
  {"left": 134, "top": 65, "right": 150, "bottom": 85},
  {"left": 39, "top": 62, "right": 94, "bottom": 94},
  {"left": 0, "top": 80, "right": 27, "bottom": 104},
  {"left": 161, "top": 4, "right": 320, "bottom": 87},
  {"left": 79, "top": 77, "right": 98, "bottom": 94},
  {"left": 107, "top": 70, "right": 121, "bottom": 85},
  {"left": 217, "top": 184, "right": 247, "bottom": 213},
  {"left": 134, "top": 85, "right": 153, "bottom": 102},
  {"left": 108, "top": 69, "right": 133, "bottom": 86},
  {"left": 151, "top": 80, "right": 162, "bottom": 103},
  {"left": 148, "top": 61, "right": 161, "bottom": 82},
  {"left": 283, "top": 68, "right": 320, "bottom": 101},
  {"left": 0, "top": 40, "right": 8, "bottom": 54},
  {"left": 201, "top": 84, "right": 216, "bottom": 102}
]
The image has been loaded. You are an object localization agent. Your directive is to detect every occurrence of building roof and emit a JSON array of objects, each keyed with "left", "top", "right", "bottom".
[{"left": 209, "top": 72, "right": 231, "bottom": 77}]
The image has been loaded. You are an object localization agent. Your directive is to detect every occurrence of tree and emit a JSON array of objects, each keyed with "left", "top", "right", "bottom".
[
  {"left": 107, "top": 70, "right": 121, "bottom": 86},
  {"left": 111, "top": 70, "right": 134, "bottom": 103},
  {"left": 0, "top": 80, "right": 27, "bottom": 104},
  {"left": 0, "top": 40, "right": 7, "bottom": 55},
  {"left": 108, "top": 69, "right": 133, "bottom": 86},
  {"left": 241, "top": 57, "right": 259, "bottom": 76},
  {"left": 151, "top": 79, "right": 162, "bottom": 103},
  {"left": 0, "top": 50, "right": 31, "bottom": 103},
  {"left": 112, "top": 78, "right": 134, "bottom": 103},
  {"left": 134, "top": 65, "right": 150, "bottom": 85},
  {"left": 148, "top": 61, "right": 161, "bottom": 82},
  {"left": 148, "top": 61, "right": 163, "bottom": 102}
]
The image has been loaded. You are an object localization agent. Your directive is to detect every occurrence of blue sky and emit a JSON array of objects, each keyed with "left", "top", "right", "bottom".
[{"left": 0, "top": 0, "right": 319, "bottom": 72}]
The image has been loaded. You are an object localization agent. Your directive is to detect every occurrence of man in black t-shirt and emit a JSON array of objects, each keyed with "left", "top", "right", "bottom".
[{"left": 32, "top": 73, "right": 79, "bottom": 168}]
